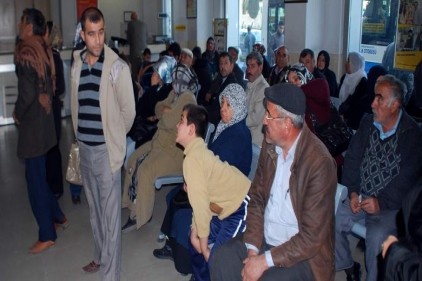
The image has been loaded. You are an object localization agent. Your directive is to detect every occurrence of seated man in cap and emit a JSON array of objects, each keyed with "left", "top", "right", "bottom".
[{"left": 210, "top": 83, "right": 338, "bottom": 281}]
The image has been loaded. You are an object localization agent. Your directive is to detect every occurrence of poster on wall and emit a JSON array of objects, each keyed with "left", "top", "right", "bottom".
[
  {"left": 76, "top": 0, "right": 98, "bottom": 21},
  {"left": 214, "top": 18, "right": 227, "bottom": 52},
  {"left": 394, "top": 0, "right": 422, "bottom": 71}
]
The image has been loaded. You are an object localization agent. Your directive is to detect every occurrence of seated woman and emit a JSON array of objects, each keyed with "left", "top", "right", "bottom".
[
  {"left": 317, "top": 50, "right": 338, "bottom": 98},
  {"left": 338, "top": 52, "right": 368, "bottom": 130},
  {"left": 128, "top": 55, "right": 177, "bottom": 148},
  {"left": 153, "top": 83, "right": 252, "bottom": 275},
  {"left": 285, "top": 63, "right": 346, "bottom": 180},
  {"left": 121, "top": 63, "right": 198, "bottom": 232}
]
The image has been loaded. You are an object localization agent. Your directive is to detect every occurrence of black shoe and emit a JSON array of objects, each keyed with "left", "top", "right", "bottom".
[
  {"left": 71, "top": 195, "right": 81, "bottom": 204},
  {"left": 346, "top": 262, "right": 361, "bottom": 281},
  {"left": 122, "top": 217, "right": 137, "bottom": 233},
  {"left": 153, "top": 244, "right": 173, "bottom": 261}
]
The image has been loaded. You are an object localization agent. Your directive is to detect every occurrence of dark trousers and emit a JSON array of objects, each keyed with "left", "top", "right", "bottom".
[
  {"left": 25, "top": 155, "right": 65, "bottom": 241},
  {"left": 210, "top": 235, "right": 314, "bottom": 281},
  {"left": 46, "top": 96, "right": 63, "bottom": 196},
  {"left": 46, "top": 144, "right": 63, "bottom": 196},
  {"left": 190, "top": 198, "right": 248, "bottom": 281}
]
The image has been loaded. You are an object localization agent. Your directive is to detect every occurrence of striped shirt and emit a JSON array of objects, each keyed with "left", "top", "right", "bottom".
[{"left": 77, "top": 50, "right": 105, "bottom": 145}]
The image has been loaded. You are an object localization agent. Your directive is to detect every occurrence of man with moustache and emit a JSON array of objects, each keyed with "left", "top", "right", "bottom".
[
  {"left": 335, "top": 75, "right": 422, "bottom": 281},
  {"left": 268, "top": 45, "right": 290, "bottom": 86},
  {"left": 211, "top": 83, "right": 337, "bottom": 281},
  {"left": 245, "top": 52, "right": 269, "bottom": 146}
]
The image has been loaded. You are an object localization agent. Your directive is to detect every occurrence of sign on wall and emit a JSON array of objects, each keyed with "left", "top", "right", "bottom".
[
  {"left": 76, "top": 0, "right": 98, "bottom": 21},
  {"left": 214, "top": 18, "right": 227, "bottom": 53}
]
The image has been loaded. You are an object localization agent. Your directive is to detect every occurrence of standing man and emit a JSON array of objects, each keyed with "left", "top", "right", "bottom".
[
  {"left": 243, "top": 26, "right": 256, "bottom": 55},
  {"left": 268, "top": 21, "right": 284, "bottom": 65},
  {"left": 211, "top": 83, "right": 337, "bottom": 281},
  {"left": 245, "top": 52, "right": 269, "bottom": 146},
  {"left": 268, "top": 45, "right": 289, "bottom": 86},
  {"left": 127, "top": 11, "right": 147, "bottom": 78},
  {"left": 14, "top": 8, "right": 67, "bottom": 254},
  {"left": 335, "top": 75, "right": 422, "bottom": 281},
  {"left": 70, "top": 7, "right": 135, "bottom": 281}
]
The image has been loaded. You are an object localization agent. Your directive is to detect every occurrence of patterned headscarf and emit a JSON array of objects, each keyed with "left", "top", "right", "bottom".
[
  {"left": 172, "top": 64, "right": 199, "bottom": 96},
  {"left": 253, "top": 43, "right": 266, "bottom": 55},
  {"left": 285, "top": 63, "right": 313, "bottom": 86},
  {"left": 212, "top": 83, "right": 247, "bottom": 142},
  {"left": 153, "top": 55, "right": 177, "bottom": 84}
]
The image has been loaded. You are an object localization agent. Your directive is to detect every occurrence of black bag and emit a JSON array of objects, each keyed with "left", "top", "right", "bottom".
[
  {"left": 310, "top": 104, "right": 354, "bottom": 156},
  {"left": 128, "top": 116, "right": 158, "bottom": 148}
]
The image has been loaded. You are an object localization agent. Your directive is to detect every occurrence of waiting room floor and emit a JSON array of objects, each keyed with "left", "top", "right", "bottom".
[{"left": 0, "top": 117, "right": 365, "bottom": 281}]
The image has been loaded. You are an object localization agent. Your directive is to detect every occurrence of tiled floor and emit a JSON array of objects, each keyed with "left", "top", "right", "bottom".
[{"left": 0, "top": 117, "right": 364, "bottom": 281}]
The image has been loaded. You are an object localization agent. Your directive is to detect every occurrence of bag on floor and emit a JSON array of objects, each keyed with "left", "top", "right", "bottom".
[{"left": 65, "top": 141, "right": 83, "bottom": 185}]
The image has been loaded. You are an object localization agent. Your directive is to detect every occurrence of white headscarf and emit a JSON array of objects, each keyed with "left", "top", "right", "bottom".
[
  {"left": 339, "top": 52, "right": 367, "bottom": 103},
  {"left": 212, "top": 84, "right": 247, "bottom": 142}
]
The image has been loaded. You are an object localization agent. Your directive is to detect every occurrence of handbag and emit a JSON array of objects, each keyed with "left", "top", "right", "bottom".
[
  {"left": 65, "top": 141, "right": 83, "bottom": 185},
  {"left": 309, "top": 104, "right": 354, "bottom": 157}
]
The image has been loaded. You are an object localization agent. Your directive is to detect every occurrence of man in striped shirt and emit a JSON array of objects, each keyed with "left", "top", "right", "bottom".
[{"left": 70, "top": 7, "right": 135, "bottom": 281}]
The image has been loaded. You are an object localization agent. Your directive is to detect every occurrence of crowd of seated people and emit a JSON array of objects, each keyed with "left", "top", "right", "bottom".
[{"left": 121, "top": 37, "right": 422, "bottom": 281}]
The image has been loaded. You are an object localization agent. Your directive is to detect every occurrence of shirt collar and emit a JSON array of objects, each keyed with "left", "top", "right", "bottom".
[
  {"left": 373, "top": 109, "right": 402, "bottom": 140},
  {"left": 275, "top": 131, "right": 302, "bottom": 161},
  {"left": 80, "top": 48, "right": 105, "bottom": 64}
]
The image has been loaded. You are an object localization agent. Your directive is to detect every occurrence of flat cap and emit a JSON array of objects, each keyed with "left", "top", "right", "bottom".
[{"left": 264, "top": 83, "right": 306, "bottom": 115}]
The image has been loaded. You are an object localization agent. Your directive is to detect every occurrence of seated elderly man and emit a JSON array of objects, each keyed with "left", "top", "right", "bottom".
[
  {"left": 335, "top": 74, "right": 422, "bottom": 281},
  {"left": 211, "top": 83, "right": 337, "bottom": 281}
]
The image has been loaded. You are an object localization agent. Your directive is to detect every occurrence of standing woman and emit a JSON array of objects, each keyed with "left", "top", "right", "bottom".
[
  {"left": 317, "top": 50, "right": 338, "bottom": 98},
  {"left": 338, "top": 52, "right": 368, "bottom": 130}
]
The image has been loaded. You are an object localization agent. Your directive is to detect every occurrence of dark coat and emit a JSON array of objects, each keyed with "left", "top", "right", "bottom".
[
  {"left": 384, "top": 177, "right": 422, "bottom": 281},
  {"left": 209, "top": 119, "right": 252, "bottom": 176},
  {"left": 14, "top": 58, "right": 56, "bottom": 159},
  {"left": 320, "top": 67, "right": 338, "bottom": 98},
  {"left": 338, "top": 76, "right": 369, "bottom": 130},
  {"left": 343, "top": 112, "right": 422, "bottom": 210}
]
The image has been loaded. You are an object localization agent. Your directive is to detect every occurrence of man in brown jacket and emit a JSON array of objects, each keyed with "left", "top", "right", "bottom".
[{"left": 210, "top": 83, "right": 337, "bottom": 281}]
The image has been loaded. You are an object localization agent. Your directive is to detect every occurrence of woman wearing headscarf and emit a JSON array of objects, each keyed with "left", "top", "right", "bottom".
[
  {"left": 122, "top": 63, "right": 198, "bottom": 232},
  {"left": 317, "top": 50, "right": 338, "bottom": 98},
  {"left": 128, "top": 55, "right": 177, "bottom": 148},
  {"left": 338, "top": 52, "right": 368, "bottom": 130},
  {"left": 152, "top": 83, "right": 252, "bottom": 276},
  {"left": 285, "top": 63, "right": 331, "bottom": 131},
  {"left": 285, "top": 64, "right": 346, "bottom": 180}
]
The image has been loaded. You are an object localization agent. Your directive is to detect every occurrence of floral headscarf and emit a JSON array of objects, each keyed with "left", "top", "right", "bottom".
[
  {"left": 285, "top": 63, "right": 314, "bottom": 86},
  {"left": 153, "top": 55, "right": 177, "bottom": 84},
  {"left": 212, "top": 83, "right": 247, "bottom": 142},
  {"left": 171, "top": 64, "right": 199, "bottom": 96}
]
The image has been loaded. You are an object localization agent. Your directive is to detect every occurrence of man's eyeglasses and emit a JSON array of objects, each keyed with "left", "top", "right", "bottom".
[{"left": 264, "top": 111, "right": 288, "bottom": 121}]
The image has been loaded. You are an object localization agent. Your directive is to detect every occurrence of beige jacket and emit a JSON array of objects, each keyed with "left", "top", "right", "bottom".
[{"left": 70, "top": 45, "right": 136, "bottom": 172}]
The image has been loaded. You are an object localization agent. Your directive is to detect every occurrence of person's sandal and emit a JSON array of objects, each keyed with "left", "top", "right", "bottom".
[{"left": 82, "top": 261, "right": 100, "bottom": 273}]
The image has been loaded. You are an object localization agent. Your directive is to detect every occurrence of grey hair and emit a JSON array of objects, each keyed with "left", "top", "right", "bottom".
[
  {"left": 246, "top": 52, "right": 263, "bottom": 65},
  {"left": 375, "top": 74, "right": 404, "bottom": 106},
  {"left": 274, "top": 104, "right": 304, "bottom": 128}
]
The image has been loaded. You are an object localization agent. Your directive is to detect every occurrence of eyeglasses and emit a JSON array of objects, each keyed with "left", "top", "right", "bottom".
[{"left": 264, "top": 111, "right": 289, "bottom": 121}]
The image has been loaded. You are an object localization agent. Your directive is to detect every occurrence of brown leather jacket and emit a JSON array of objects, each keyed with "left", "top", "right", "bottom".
[{"left": 243, "top": 124, "right": 337, "bottom": 281}]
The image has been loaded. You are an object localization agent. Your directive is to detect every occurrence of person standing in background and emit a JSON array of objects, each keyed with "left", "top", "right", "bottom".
[
  {"left": 14, "top": 8, "right": 68, "bottom": 254},
  {"left": 45, "top": 21, "right": 65, "bottom": 199},
  {"left": 127, "top": 11, "right": 147, "bottom": 79},
  {"left": 70, "top": 7, "right": 135, "bottom": 280}
]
